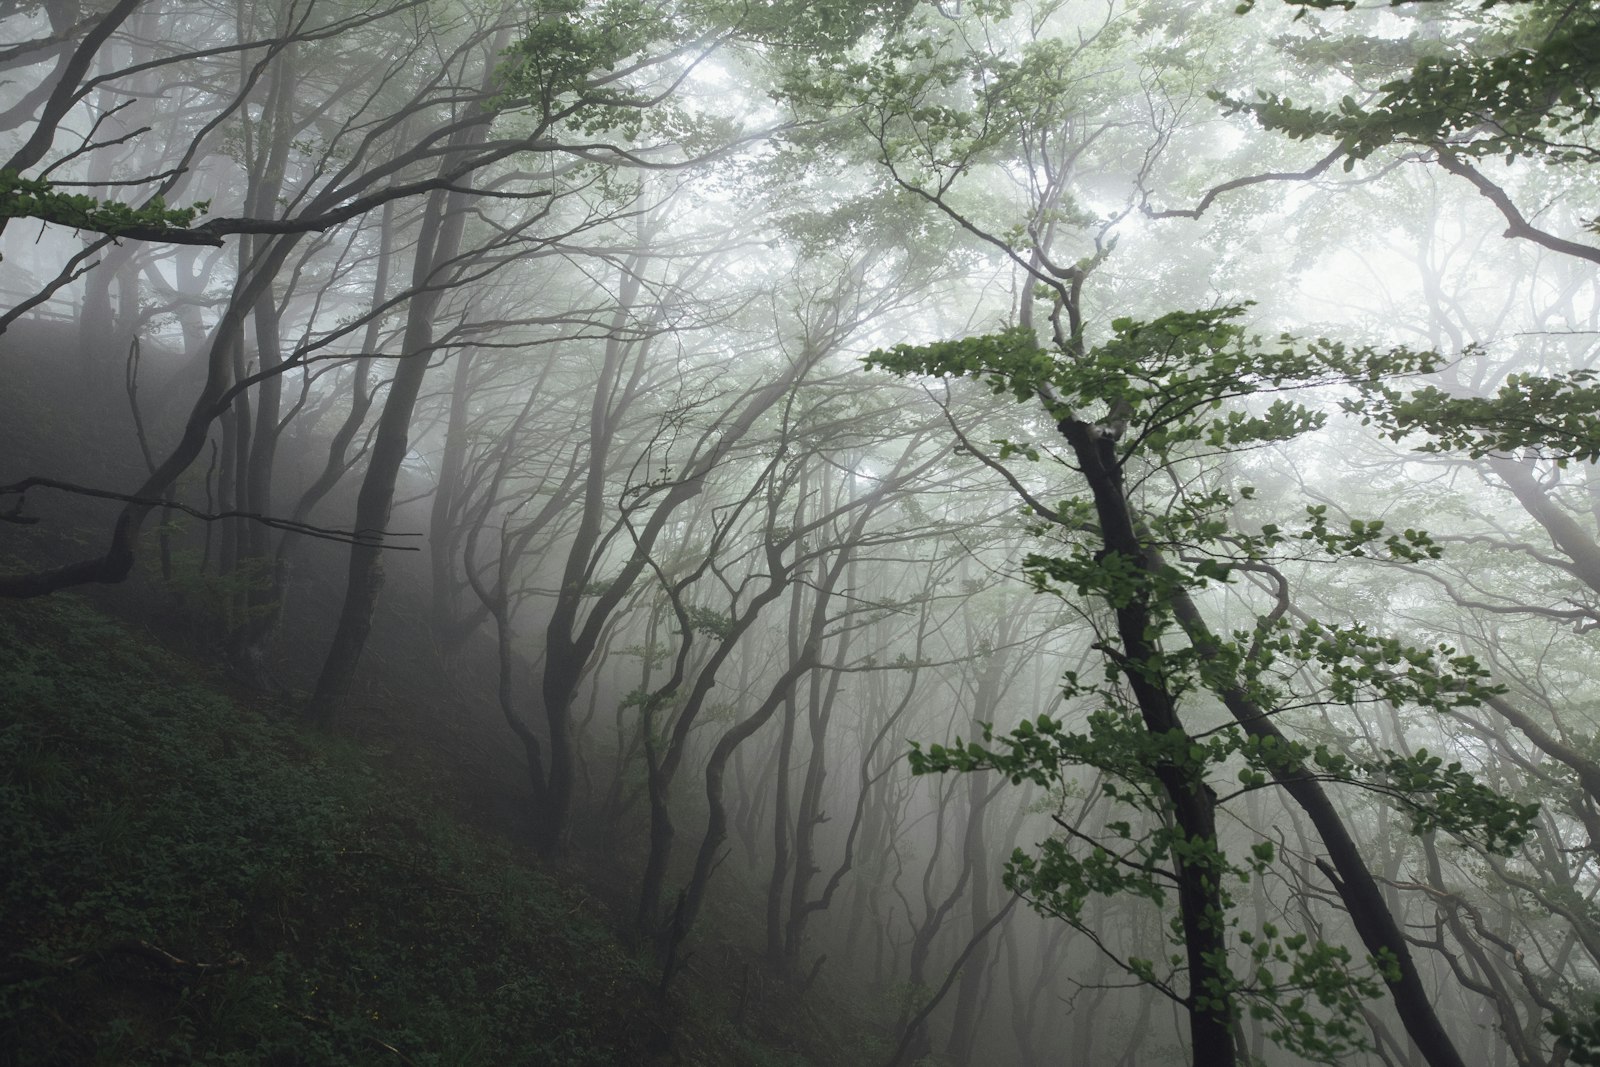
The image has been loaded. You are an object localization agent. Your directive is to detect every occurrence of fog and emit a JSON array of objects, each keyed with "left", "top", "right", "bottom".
[{"left": 2, "top": 1, "right": 1598, "bottom": 1065}]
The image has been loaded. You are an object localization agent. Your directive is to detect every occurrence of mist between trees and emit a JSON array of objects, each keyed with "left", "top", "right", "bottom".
[{"left": 2, "top": 0, "right": 1599, "bottom": 1063}]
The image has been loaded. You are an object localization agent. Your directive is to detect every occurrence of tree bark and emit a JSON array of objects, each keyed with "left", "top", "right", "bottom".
[
  {"left": 1164, "top": 577, "right": 1469, "bottom": 1067},
  {"left": 306, "top": 143, "right": 476, "bottom": 724},
  {"left": 1061, "top": 419, "right": 1237, "bottom": 1067}
]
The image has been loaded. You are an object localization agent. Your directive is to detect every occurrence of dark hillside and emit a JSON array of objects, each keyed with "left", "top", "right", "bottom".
[{"left": 0, "top": 596, "right": 855, "bottom": 1066}]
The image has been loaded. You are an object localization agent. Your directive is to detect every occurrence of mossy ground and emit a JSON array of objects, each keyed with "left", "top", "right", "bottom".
[{"left": 0, "top": 596, "right": 843, "bottom": 1066}]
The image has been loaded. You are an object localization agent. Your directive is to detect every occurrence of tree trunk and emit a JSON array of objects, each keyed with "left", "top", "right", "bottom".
[
  {"left": 784, "top": 586, "right": 852, "bottom": 965},
  {"left": 427, "top": 347, "right": 483, "bottom": 646},
  {"left": 766, "top": 637, "right": 800, "bottom": 961},
  {"left": 1061, "top": 418, "right": 1237, "bottom": 1067},
  {"left": 306, "top": 155, "right": 475, "bottom": 724}
]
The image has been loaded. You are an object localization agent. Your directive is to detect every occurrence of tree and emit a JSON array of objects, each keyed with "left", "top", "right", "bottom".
[
  {"left": 1160, "top": 3, "right": 1600, "bottom": 1054},
  {"left": 870, "top": 308, "right": 1539, "bottom": 1066},
  {"left": 0, "top": 0, "right": 547, "bottom": 598},
  {"left": 1231, "top": 0, "right": 1599, "bottom": 257}
]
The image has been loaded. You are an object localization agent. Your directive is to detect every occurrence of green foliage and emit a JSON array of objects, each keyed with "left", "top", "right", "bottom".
[
  {"left": 1, "top": 170, "right": 206, "bottom": 237},
  {"left": 495, "top": 0, "right": 674, "bottom": 134},
  {"left": 912, "top": 711, "right": 1397, "bottom": 1064},
  {"left": 1290, "top": 506, "right": 1444, "bottom": 562},
  {"left": 1021, "top": 547, "right": 1175, "bottom": 610},
  {"left": 868, "top": 325, "right": 1046, "bottom": 400},
  {"left": 1344, "top": 369, "right": 1600, "bottom": 464},
  {"left": 880, "top": 298, "right": 1538, "bottom": 1063},
  {"left": 725, "top": 0, "right": 917, "bottom": 52},
  {"left": 154, "top": 545, "right": 277, "bottom": 636},
  {"left": 1234, "top": 732, "right": 1536, "bottom": 855},
  {"left": 771, "top": 0, "right": 1144, "bottom": 235},
  {"left": 495, "top": 0, "right": 909, "bottom": 141},
  {"left": 1363, "top": 749, "right": 1540, "bottom": 852},
  {"left": 0, "top": 597, "right": 679, "bottom": 1066},
  {"left": 869, "top": 306, "right": 1441, "bottom": 461},
  {"left": 1253, "top": 619, "right": 1502, "bottom": 711},
  {"left": 1549, "top": 999, "right": 1600, "bottom": 1065},
  {"left": 683, "top": 605, "right": 735, "bottom": 639},
  {"left": 1234, "top": 926, "right": 1385, "bottom": 1061},
  {"left": 1226, "top": 0, "right": 1600, "bottom": 166}
]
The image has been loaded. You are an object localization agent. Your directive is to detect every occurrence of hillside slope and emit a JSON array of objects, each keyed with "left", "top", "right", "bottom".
[{"left": 0, "top": 596, "right": 833, "bottom": 1066}]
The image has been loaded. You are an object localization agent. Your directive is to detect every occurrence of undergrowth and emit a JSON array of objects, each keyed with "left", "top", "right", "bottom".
[{"left": 0, "top": 596, "right": 683, "bottom": 1066}]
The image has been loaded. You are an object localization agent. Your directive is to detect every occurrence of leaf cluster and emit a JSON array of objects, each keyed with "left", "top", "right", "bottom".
[
  {"left": 869, "top": 306, "right": 1441, "bottom": 462},
  {"left": 1233, "top": 925, "right": 1387, "bottom": 1062},
  {"left": 1225, "top": 0, "right": 1600, "bottom": 166},
  {"left": 912, "top": 709, "right": 1402, "bottom": 1064},
  {"left": 878, "top": 294, "right": 1542, "bottom": 1062},
  {"left": 1549, "top": 998, "right": 1600, "bottom": 1066},
  {"left": 682, "top": 604, "right": 734, "bottom": 639},
  {"left": 495, "top": 0, "right": 675, "bottom": 135},
  {"left": 1, "top": 170, "right": 206, "bottom": 238},
  {"left": 1344, "top": 369, "right": 1600, "bottom": 464}
]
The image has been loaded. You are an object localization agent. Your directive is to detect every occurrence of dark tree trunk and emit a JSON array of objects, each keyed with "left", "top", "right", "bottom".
[
  {"left": 307, "top": 164, "right": 472, "bottom": 724},
  {"left": 1060, "top": 419, "right": 1237, "bottom": 1067},
  {"left": 783, "top": 590, "right": 852, "bottom": 966},
  {"left": 1164, "top": 581, "right": 1470, "bottom": 1067},
  {"left": 766, "top": 638, "right": 800, "bottom": 961}
]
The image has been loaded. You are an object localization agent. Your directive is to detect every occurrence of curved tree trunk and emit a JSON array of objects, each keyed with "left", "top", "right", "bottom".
[
  {"left": 1061, "top": 419, "right": 1237, "bottom": 1067},
  {"left": 306, "top": 138, "right": 479, "bottom": 724}
]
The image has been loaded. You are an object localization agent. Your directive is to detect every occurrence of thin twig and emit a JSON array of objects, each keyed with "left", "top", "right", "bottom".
[{"left": 0, "top": 476, "right": 420, "bottom": 549}]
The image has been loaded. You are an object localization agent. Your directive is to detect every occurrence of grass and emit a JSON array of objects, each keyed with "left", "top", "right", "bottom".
[{"left": 0, "top": 594, "right": 808, "bottom": 1066}]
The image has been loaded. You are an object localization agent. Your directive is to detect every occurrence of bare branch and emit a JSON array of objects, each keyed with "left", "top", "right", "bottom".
[
  {"left": 1435, "top": 149, "right": 1600, "bottom": 267},
  {"left": 0, "top": 477, "right": 419, "bottom": 550},
  {"left": 1141, "top": 146, "right": 1344, "bottom": 221}
]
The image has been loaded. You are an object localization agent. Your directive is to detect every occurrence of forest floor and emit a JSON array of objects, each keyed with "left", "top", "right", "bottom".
[{"left": 0, "top": 593, "right": 880, "bottom": 1066}]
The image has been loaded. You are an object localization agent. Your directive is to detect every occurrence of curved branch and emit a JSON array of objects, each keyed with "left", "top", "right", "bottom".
[
  {"left": 0, "top": 477, "right": 419, "bottom": 551},
  {"left": 881, "top": 894, "right": 1021, "bottom": 1067},
  {"left": 1435, "top": 149, "right": 1600, "bottom": 267},
  {"left": 1141, "top": 146, "right": 1344, "bottom": 221},
  {"left": 2, "top": 0, "right": 142, "bottom": 174}
]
